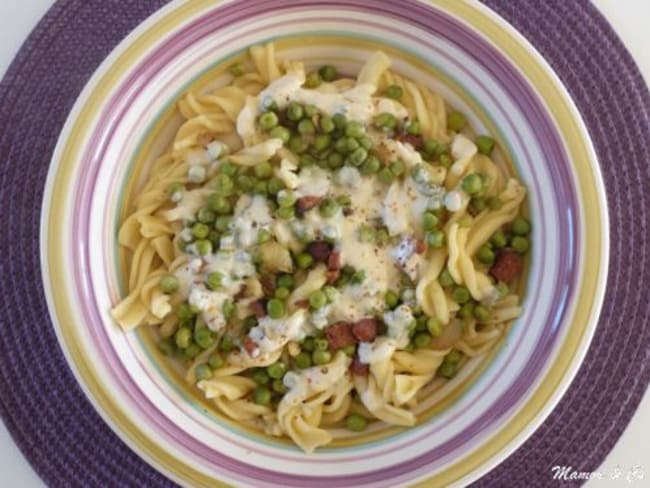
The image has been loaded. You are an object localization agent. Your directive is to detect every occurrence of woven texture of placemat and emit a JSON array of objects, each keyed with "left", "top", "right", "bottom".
[{"left": 0, "top": 0, "right": 647, "bottom": 486}]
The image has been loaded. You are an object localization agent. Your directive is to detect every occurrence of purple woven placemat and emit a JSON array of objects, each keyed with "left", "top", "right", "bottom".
[{"left": 0, "top": 0, "right": 647, "bottom": 486}]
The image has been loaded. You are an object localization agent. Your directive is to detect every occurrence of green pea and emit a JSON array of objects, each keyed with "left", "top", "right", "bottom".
[
  {"left": 254, "top": 161, "right": 273, "bottom": 179},
  {"left": 345, "top": 413, "right": 368, "bottom": 432},
  {"left": 473, "top": 304, "right": 490, "bottom": 321},
  {"left": 294, "top": 352, "right": 312, "bottom": 369},
  {"left": 304, "top": 104, "right": 319, "bottom": 117},
  {"left": 345, "top": 121, "right": 365, "bottom": 139},
  {"left": 511, "top": 236, "right": 530, "bottom": 254},
  {"left": 208, "top": 353, "right": 224, "bottom": 370},
  {"left": 229, "top": 62, "right": 245, "bottom": 77},
  {"left": 414, "top": 332, "right": 432, "bottom": 348},
  {"left": 252, "top": 369, "right": 270, "bottom": 385},
  {"left": 373, "top": 112, "right": 397, "bottom": 131},
  {"left": 194, "top": 326, "right": 215, "bottom": 349},
  {"left": 184, "top": 343, "right": 201, "bottom": 359},
  {"left": 358, "top": 224, "right": 376, "bottom": 243},
  {"left": 205, "top": 271, "right": 223, "bottom": 291},
  {"left": 287, "top": 102, "right": 304, "bottom": 121},
  {"left": 447, "top": 111, "right": 467, "bottom": 132},
  {"left": 213, "top": 173, "right": 234, "bottom": 196},
  {"left": 267, "top": 177, "right": 285, "bottom": 195},
  {"left": 350, "top": 269, "right": 366, "bottom": 285},
  {"left": 376, "top": 228, "right": 390, "bottom": 246},
  {"left": 243, "top": 316, "right": 258, "bottom": 330},
  {"left": 458, "top": 215, "right": 473, "bottom": 228},
  {"left": 385, "top": 290, "right": 400, "bottom": 309},
  {"left": 422, "top": 212, "right": 439, "bottom": 231},
  {"left": 405, "top": 119, "right": 421, "bottom": 135},
  {"left": 298, "top": 119, "right": 316, "bottom": 135},
  {"left": 269, "top": 126, "right": 291, "bottom": 144},
  {"left": 422, "top": 139, "right": 441, "bottom": 157},
  {"left": 348, "top": 147, "right": 368, "bottom": 166},
  {"left": 359, "top": 136, "right": 373, "bottom": 150},
  {"left": 313, "top": 339, "right": 328, "bottom": 351},
  {"left": 158, "top": 338, "right": 174, "bottom": 356},
  {"left": 174, "top": 327, "right": 192, "bottom": 349},
  {"left": 276, "top": 206, "right": 295, "bottom": 220},
  {"left": 253, "top": 180, "right": 269, "bottom": 195},
  {"left": 320, "top": 115, "right": 335, "bottom": 133},
  {"left": 167, "top": 182, "right": 184, "bottom": 202},
  {"left": 385, "top": 84, "right": 403, "bottom": 100},
  {"left": 426, "top": 230, "right": 445, "bottom": 248},
  {"left": 267, "top": 298, "right": 285, "bottom": 319},
  {"left": 318, "top": 65, "right": 337, "bottom": 82},
  {"left": 438, "top": 153, "right": 453, "bottom": 168},
  {"left": 214, "top": 215, "right": 232, "bottom": 233},
  {"left": 458, "top": 302, "right": 475, "bottom": 319},
  {"left": 311, "top": 349, "right": 331, "bottom": 365},
  {"left": 389, "top": 160, "right": 405, "bottom": 176},
  {"left": 309, "top": 290, "right": 327, "bottom": 309},
  {"left": 304, "top": 71, "right": 321, "bottom": 88},
  {"left": 487, "top": 196, "right": 503, "bottom": 210},
  {"left": 235, "top": 174, "right": 254, "bottom": 193},
  {"left": 319, "top": 198, "right": 339, "bottom": 218},
  {"left": 259, "top": 111, "right": 279, "bottom": 131},
  {"left": 361, "top": 155, "right": 381, "bottom": 174},
  {"left": 461, "top": 173, "right": 484, "bottom": 195},
  {"left": 220, "top": 162, "right": 238, "bottom": 177},
  {"left": 301, "top": 337, "right": 315, "bottom": 352},
  {"left": 277, "top": 274, "right": 294, "bottom": 289},
  {"left": 476, "top": 245, "right": 495, "bottom": 265},
  {"left": 266, "top": 362, "right": 287, "bottom": 379},
  {"left": 253, "top": 386, "right": 272, "bottom": 406},
  {"left": 288, "top": 136, "right": 308, "bottom": 154},
  {"left": 296, "top": 252, "right": 314, "bottom": 269},
  {"left": 378, "top": 167, "right": 395, "bottom": 184},
  {"left": 177, "top": 302, "right": 194, "bottom": 322},
  {"left": 336, "top": 195, "right": 352, "bottom": 207},
  {"left": 327, "top": 151, "right": 344, "bottom": 169},
  {"left": 490, "top": 230, "right": 507, "bottom": 248},
  {"left": 192, "top": 222, "right": 210, "bottom": 239},
  {"left": 272, "top": 378, "right": 287, "bottom": 394},
  {"left": 336, "top": 136, "right": 359, "bottom": 154},
  {"left": 452, "top": 286, "right": 471, "bottom": 304},
  {"left": 275, "top": 287, "right": 290, "bottom": 300},
  {"left": 194, "top": 239, "right": 213, "bottom": 256},
  {"left": 219, "top": 335, "right": 234, "bottom": 352},
  {"left": 253, "top": 228, "right": 270, "bottom": 245},
  {"left": 276, "top": 190, "right": 296, "bottom": 208},
  {"left": 222, "top": 300, "right": 235, "bottom": 320},
  {"left": 332, "top": 113, "right": 347, "bottom": 130},
  {"left": 472, "top": 197, "right": 487, "bottom": 213},
  {"left": 511, "top": 217, "right": 531, "bottom": 236},
  {"left": 342, "top": 344, "right": 356, "bottom": 357},
  {"left": 427, "top": 317, "right": 442, "bottom": 336},
  {"left": 313, "top": 133, "right": 332, "bottom": 151},
  {"left": 197, "top": 207, "right": 217, "bottom": 224},
  {"left": 208, "top": 194, "right": 231, "bottom": 214},
  {"left": 475, "top": 135, "right": 495, "bottom": 155},
  {"left": 323, "top": 286, "right": 338, "bottom": 303},
  {"left": 159, "top": 274, "right": 178, "bottom": 294},
  {"left": 438, "top": 361, "right": 457, "bottom": 378},
  {"left": 195, "top": 363, "right": 212, "bottom": 381}
]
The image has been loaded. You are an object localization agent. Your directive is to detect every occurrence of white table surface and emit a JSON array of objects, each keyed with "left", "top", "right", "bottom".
[{"left": 0, "top": 1, "right": 647, "bottom": 486}]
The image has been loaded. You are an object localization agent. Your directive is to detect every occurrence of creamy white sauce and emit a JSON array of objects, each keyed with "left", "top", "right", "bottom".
[
  {"left": 392, "top": 236, "right": 422, "bottom": 281},
  {"left": 236, "top": 69, "right": 409, "bottom": 141},
  {"left": 383, "top": 304, "right": 415, "bottom": 348},
  {"left": 232, "top": 195, "right": 273, "bottom": 248},
  {"left": 294, "top": 166, "right": 331, "bottom": 198},
  {"left": 281, "top": 353, "right": 350, "bottom": 407},
  {"left": 188, "top": 285, "right": 230, "bottom": 332},
  {"left": 248, "top": 310, "right": 309, "bottom": 355},
  {"left": 163, "top": 188, "right": 211, "bottom": 222},
  {"left": 206, "top": 140, "right": 229, "bottom": 160},
  {"left": 358, "top": 336, "right": 398, "bottom": 364}
]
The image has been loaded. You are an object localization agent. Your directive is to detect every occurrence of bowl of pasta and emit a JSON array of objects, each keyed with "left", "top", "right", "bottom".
[{"left": 41, "top": 0, "right": 608, "bottom": 486}]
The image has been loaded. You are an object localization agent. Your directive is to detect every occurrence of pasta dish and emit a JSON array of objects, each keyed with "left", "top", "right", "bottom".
[{"left": 112, "top": 44, "right": 531, "bottom": 452}]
